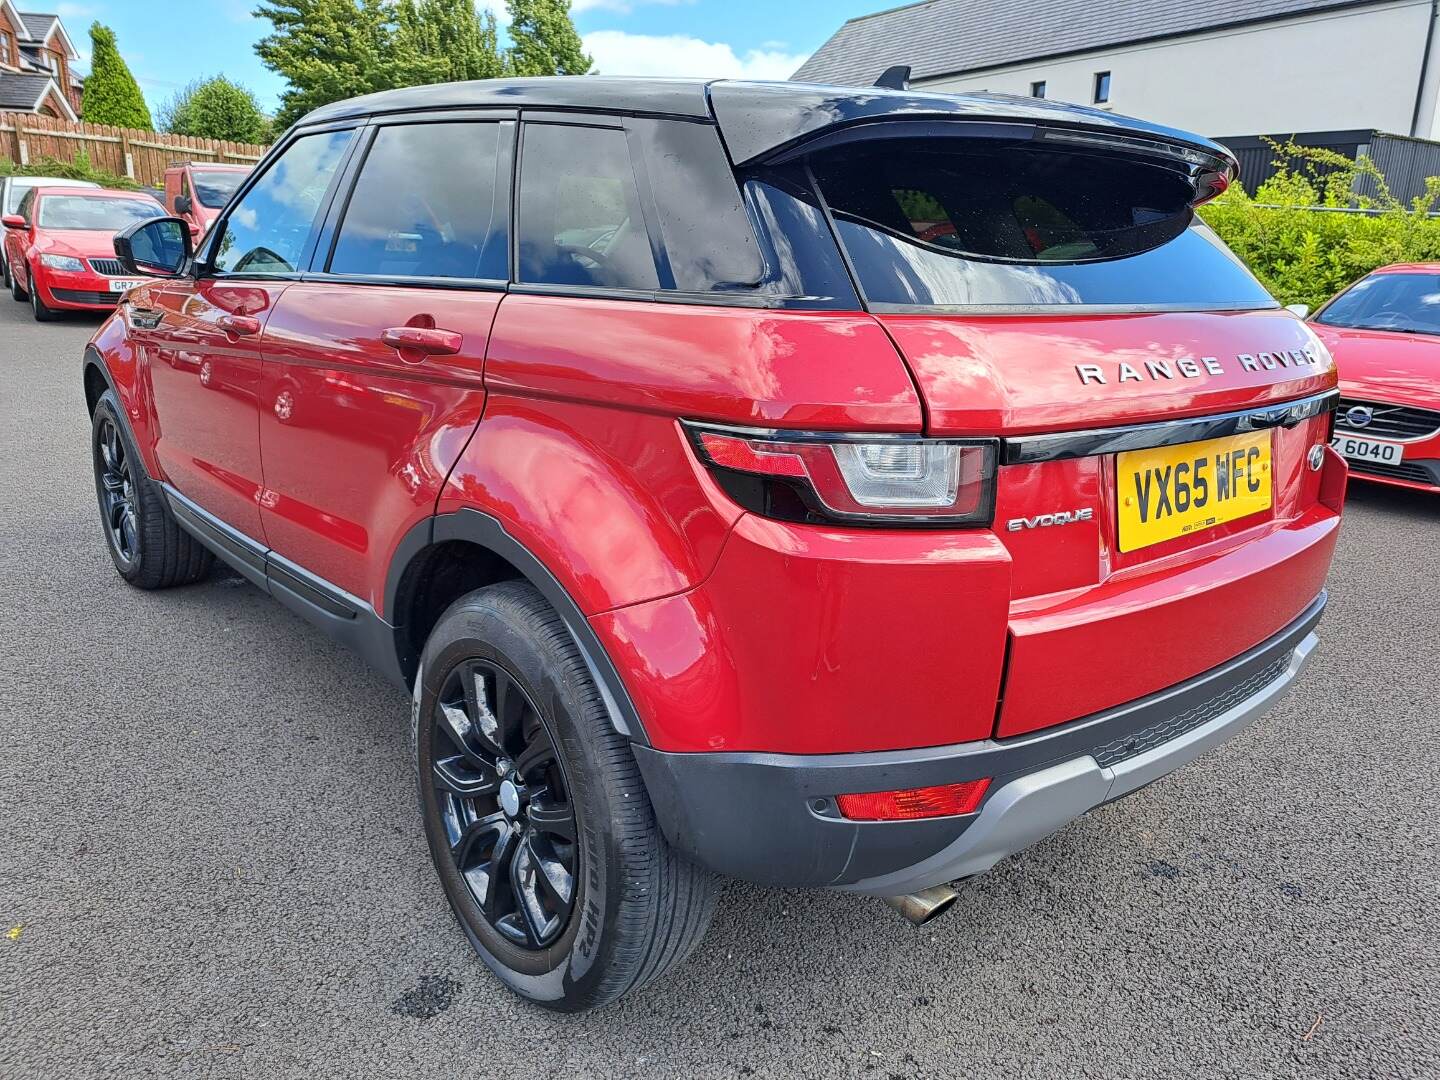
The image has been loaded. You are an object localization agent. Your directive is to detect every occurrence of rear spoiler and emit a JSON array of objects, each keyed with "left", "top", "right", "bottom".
[{"left": 708, "top": 81, "right": 1238, "bottom": 199}]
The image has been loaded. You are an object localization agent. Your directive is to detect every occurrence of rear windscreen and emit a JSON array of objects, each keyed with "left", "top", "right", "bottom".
[{"left": 810, "top": 139, "right": 1273, "bottom": 310}]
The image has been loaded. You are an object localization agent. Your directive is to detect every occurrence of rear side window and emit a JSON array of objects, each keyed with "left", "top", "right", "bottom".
[
  {"left": 517, "top": 124, "right": 659, "bottom": 292},
  {"left": 811, "top": 138, "right": 1273, "bottom": 310},
  {"left": 212, "top": 129, "right": 353, "bottom": 276},
  {"left": 330, "top": 121, "right": 509, "bottom": 281}
]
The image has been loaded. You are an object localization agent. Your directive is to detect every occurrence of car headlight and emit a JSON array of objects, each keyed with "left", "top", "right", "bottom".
[{"left": 40, "top": 254, "right": 85, "bottom": 272}]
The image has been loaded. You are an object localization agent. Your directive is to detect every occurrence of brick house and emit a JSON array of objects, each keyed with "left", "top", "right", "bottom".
[{"left": 0, "top": 3, "right": 81, "bottom": 120}]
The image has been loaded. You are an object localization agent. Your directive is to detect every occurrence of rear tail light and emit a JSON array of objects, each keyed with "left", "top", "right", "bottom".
[
  {"left": 836, "top": 779, "right": 992, "bottom": 821},
  {"left": 685, "top": 421, "right": 997, "bottom": 525}
]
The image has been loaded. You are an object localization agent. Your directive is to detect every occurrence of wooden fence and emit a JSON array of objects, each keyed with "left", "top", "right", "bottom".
[{"left": 0, "top": 112, "right": 268, "bottom": 187}]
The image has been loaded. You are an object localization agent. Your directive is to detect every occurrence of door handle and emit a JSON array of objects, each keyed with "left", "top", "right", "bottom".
[
  {"left": 381, "top": 325, "right": 463, "bottom": 360},
  {"left": 216, "top": 313, "right": 261, "bottom": 337}
]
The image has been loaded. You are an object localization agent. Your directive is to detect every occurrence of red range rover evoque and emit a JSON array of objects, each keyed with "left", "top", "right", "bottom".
[{"left": 82, "top": 78, "right": 1346, "bottom": 1011}]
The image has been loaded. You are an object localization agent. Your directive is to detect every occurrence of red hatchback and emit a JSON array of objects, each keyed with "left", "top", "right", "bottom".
[
  {"left": 4, "top": 186, "right": 163, "bottom": 321},
  {"left": 1311, "top": 263, "right": 1440, "bottom": 491},
  {"left": 83, "top": 78, "right": 1346, "bottom": 1011}
]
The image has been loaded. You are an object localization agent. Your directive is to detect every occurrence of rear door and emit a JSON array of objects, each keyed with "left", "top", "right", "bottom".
[
  {"left": 255, "top": 116, "right": 512, "bottom": 611},
  {"left": 141, "top": 127, "right": 357, "bottom": 540},
  {"left": 807, "top": 131, "right": 1341, "bottom": 735}
]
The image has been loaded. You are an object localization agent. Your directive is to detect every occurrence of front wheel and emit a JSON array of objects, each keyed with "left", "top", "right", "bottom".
[
  {"left": 413, "top": 581, "right": 717, "bottom": 1012},
  {"left": 91, "top": 391, "right": 213, "bottom": 588},
  {"left": 9, "top": 262, "right": 25, "bottom": 301},
  {"left": 30, "top": 276, "right": 58, "bottom": 321}
]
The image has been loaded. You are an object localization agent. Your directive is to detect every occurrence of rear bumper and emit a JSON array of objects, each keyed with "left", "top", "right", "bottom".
[{"left": 635, "top": 591, "right": 1324, "bottom": 893}]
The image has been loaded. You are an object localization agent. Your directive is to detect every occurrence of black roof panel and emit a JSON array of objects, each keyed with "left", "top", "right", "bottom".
[
  {"left": 298, "top": 76, "right": 713, "bottom": 125},
  {"left": 296, "top": 76, "right": 1234, "bottom": 171}
]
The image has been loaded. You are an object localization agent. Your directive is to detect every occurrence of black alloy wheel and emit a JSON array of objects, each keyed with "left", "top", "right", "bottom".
[
  {"left": 431, "top": 657, "right": 578, "bottom": 950},
  {"left": 95, "top": 415, "right": 140, "bottom": 567}
]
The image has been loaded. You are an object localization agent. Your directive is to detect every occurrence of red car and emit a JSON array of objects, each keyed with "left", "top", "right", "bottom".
[
  {"left": 83, "top": 78, "right": 1345, "bottom": 1011},
  {"left": 4, "top": 186, "right": 164, "bottom": 321},
  {"left": 162, "top": 161, "right": 251, "bottom": 238},
  {"left": 1309, "top": 263, "right": 1440, "bottom": 491}
]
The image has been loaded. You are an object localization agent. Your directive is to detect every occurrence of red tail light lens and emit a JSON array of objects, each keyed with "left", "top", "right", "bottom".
[
  {"left": 836, "top": 779, "right": 992, "bottom": 821},
  {"left": 687, "top": 422, "right": 997, "bottom": 525}
]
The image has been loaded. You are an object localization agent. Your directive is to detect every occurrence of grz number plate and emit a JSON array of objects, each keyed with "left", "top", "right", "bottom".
[{"left": 1117, "top": 430, "right": 1272, "bottom": 552}]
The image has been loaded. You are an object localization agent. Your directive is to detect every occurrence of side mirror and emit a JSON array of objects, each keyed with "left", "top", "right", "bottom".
[
  {"left": 114, "top": 216, "right": 193, "bottom": 279},
  {"left": 175, "top": 194, "right": 193, "bottom": 216},
  {"left": 1285, "top": 303, "right": 1311, "bottom": 320},
  {"left": 2, "top": 214, "right": 24, "bottom": 230}
]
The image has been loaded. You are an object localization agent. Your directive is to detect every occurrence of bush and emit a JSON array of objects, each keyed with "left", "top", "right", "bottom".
[
  {"left": 0, "top": 151, "right": 139, "bottom": 190},
  {"left": 1201, "top": 140, "right": 1440, "bottom": 310},
  {"left": 159, "top": 76, "right": 273, "bottom": 144}
]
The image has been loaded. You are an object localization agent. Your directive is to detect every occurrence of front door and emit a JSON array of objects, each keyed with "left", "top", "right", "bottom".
[
  {"left": 141, "top": 127, "right": 357, "bottom": 541},
  {"left": 257, "top": 119, "right": 513, "bottom": 611}
]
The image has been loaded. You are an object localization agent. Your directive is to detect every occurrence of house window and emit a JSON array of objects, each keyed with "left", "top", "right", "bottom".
[
  {"left": 0, "top": 31, "right": 13, "bottom": 67},
  {"left": 1030, "top": 80, "right": 1046, "bottom": 98},
  {"left": 1093, "top": 71, "right": 1111, "bottom": 104}
]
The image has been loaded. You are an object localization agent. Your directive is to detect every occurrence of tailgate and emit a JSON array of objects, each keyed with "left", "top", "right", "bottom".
[{"left": 880, "top": 309, "right": 1341, "bottom": 737}]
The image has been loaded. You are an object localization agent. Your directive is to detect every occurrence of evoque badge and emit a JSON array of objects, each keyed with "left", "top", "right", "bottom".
[{"left": 1007, "top": 508, "right": 1095, "bottom": 532}]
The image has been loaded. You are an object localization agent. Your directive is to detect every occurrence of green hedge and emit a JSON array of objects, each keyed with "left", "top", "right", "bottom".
[
  {"left": 1200, "top": 140, "right": 1440, "bottom": 310},
  {"left": 0, "top": 150, "right": 139, "bottom": 191}
]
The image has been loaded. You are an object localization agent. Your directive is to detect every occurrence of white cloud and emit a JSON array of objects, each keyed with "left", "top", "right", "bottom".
[{"left": 583, "top": 30, "right": 806, "bottom": 80}]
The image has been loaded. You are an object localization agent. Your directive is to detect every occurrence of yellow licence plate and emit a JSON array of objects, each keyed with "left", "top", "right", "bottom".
[{"left": 1117, "top": 431, "right": 1272, "bottom": 552}]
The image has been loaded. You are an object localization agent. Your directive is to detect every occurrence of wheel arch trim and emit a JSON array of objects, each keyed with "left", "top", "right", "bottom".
[{"left": 392, "top": 507, "right": 650, "bottom": 746}]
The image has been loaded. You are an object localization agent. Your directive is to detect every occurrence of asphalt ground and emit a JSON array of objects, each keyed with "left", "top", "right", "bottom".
[{"left": 1, "top": 297, "right": 1437, "bottom": 1079}]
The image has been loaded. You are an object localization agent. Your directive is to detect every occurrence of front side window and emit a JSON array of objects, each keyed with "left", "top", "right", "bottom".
[
  {"left": 1315, "top": 272, "right": 1440, "bottom": 336},
  {"left": 191, "top": 170, "right": 245, "bottom": 209},
  {"left": 517, "top": 123, "right": 659, "bottom": 291},
  {"left": 810, "top": 137, "right": 1272, "bottom": 310},
  {"left": 37, "top": 196, "right": 163, "bottom": 230},
  {"left": 212, "top": 129, "right": 352, "bottom": 276},
  {"left": 330, "top": 121, "right": 509, "bottom": 281}
]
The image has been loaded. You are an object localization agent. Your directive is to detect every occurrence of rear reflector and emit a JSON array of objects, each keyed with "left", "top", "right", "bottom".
[{"left": 835, "top": 779, "right": 991, "bottom": 821}]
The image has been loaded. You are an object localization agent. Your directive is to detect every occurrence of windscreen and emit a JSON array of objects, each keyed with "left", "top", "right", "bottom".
[
  {"left": 38, "top": 196, "right": 164, "bottom": 231},
  {"left": 810, "top": 138, "right": 1272, "bottom": 310},
  {"left": 192, "top": 170, "right": 246, "bottom": 208},
  {"left": 1314, "top": 272, "right": 1440, "bottom": 336}
]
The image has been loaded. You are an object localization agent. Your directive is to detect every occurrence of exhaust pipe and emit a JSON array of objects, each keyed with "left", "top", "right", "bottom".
[{"left": 882, "top": 885, "right": 959, "bottom": 926}]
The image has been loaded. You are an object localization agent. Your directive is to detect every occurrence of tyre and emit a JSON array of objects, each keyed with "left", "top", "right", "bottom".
[
  {"left": 1, "top": 256, "right": 10, "bottom": 292},
  {"left": 413, "top": 581, "right": 717, "bottom": 1012},
  {"left": 9, "top": 262, "right": 25, "bottom": 301},
  {"left": 91, "top": 390, "right": 213, "bottom": 589},
  {"left": 30, "top": 275, "right": 58, "bottom": 321}
]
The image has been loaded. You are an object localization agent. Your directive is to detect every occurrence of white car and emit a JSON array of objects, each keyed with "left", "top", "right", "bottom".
[{"left": 0, "top": 175, "right": 99, "bottom": 289}]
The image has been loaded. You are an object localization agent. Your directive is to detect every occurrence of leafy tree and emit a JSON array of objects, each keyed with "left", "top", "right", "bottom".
[
  {"left": 82, "top": 23, "right": 153, "bottom": 130},
  {"left": 159, "top": 76, "right": 273, "bottom": 144},
  {"left": 396, "top": 0, "right": 506, "bottom": 83},
  {"left": 506, "top": 0, "right": 591, "bottom": 77},
  {"left": 254, "top": 0, "right": 433, "bottom": 130}
]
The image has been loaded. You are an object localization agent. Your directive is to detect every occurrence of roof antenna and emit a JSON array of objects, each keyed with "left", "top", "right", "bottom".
[{"left": 873, "top": 65, "right": 911, "bottom": 91}]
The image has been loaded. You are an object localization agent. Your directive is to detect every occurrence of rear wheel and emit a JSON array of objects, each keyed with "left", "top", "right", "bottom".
[
  {"left": 30, "top": 275, "right": 58, "bottom": 321},
  {"left": 91, "top": 390, "right": 213, "bottom": 588},
  {"left": 413, "top": 581, "right": 717, "bottom": 1012}
]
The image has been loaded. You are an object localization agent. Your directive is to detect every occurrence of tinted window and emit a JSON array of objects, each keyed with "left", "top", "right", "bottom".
[
  {"left": 192, "top": 170, "right": 246, "bottom": 208},
  {"left": 330, "top": 122, "right": 509, "bottom": 281},
  {"left": 212, "top": 129, "right": 352, "bottom": 275},
  {"left": 632, "top": 118, "right": 764, "bottom": 293},
  {"left": 1316, "top": 272, "right": 1440, "bottom": 335},
  {"left": 517, "top": 124, "right": 658, "bottom": 291},
  {"left": 811, "top": 139, "right": 1272, "bottom": 310},
  {"left": 38, "top": 196, "right": 163, "bottom": 230}
]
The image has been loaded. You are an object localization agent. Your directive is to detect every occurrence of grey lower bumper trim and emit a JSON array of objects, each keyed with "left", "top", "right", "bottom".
[{"left": 845, "top": 631, "right": 1318, "bottom": 896}]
